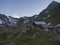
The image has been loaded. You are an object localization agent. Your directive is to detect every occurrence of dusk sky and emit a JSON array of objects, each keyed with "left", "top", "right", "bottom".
[{"left": 0, "top": 0, "right": 60, "bottom": 17}]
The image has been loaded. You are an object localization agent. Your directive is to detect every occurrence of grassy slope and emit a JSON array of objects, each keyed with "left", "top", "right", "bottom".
[
  {"left": 0, "top": 27, "right": 60, "bottom": 45},
  {"left": 47, "top": 11, "right": 60, "bottom": 25}
]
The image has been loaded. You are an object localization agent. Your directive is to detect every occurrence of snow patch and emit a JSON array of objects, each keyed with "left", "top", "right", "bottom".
[
  {"left": 55, "top": 24, "right": 60, "bottom": 27},
  {"left": 43, "top": 15, "right": 50, "bottom": 19},
  {"left": 46, "top": 10, "right": 48, "bottom": 13},
  {"left": 48, "top": 23, "right": 51, "bottom": 25},
  {"left": 48, "top": 15, "right": 50, "bottom": 17},
  {"left": 34, "top": 21, "right": 47, "bottom": 25},
  {"left": 24, "top": 19, "right": 29, "bottom": 23},
  {"left": 34, "top": 15, "right": 38, "bottom": 18},
  {"left": 7, "top": 16, "right": 18, "bottom": 26},
  {"left": 0, "top": 19, "right": 3, "bottom": 24}
]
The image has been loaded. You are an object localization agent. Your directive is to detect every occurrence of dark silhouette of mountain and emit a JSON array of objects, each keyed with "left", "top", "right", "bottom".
[
  {"left": 46, "top": 1, "right": 58, "bottom": 10},
  {"left": 35, "top": 1, "right": 60, "bottom": 26}
]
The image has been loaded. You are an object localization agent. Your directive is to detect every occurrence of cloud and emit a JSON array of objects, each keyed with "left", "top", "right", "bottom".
[{"left": 12, "top": 15, "right": 20, "bottom": 18}]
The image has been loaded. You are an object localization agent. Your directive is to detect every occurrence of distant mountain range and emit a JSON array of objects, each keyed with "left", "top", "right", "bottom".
[
  {"left": 0, "top": 1, "right": 60, "bottom": 28},
  {"left": 0, "top": 14, "right": 18, "bottom": 27},
  {"left": 34, "top": 1, "right": 60, "bottom": 26}
]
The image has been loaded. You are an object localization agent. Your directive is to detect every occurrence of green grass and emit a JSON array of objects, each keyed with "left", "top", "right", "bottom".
[
  {"left": 44, "top": 9, "right": 60, "bottom": 26},
  {"left": 0, "top": 28, "right": 60, "bottom": 45}
]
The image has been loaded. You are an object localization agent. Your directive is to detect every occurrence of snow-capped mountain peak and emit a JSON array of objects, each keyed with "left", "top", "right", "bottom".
[{"left": 0, "top": 14, "right": 18, "bottom": 27}]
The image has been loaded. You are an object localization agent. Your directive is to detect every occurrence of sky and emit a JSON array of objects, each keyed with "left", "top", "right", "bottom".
[{"left": 0, "top": 0, "right": 60, "bottom": 18}]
